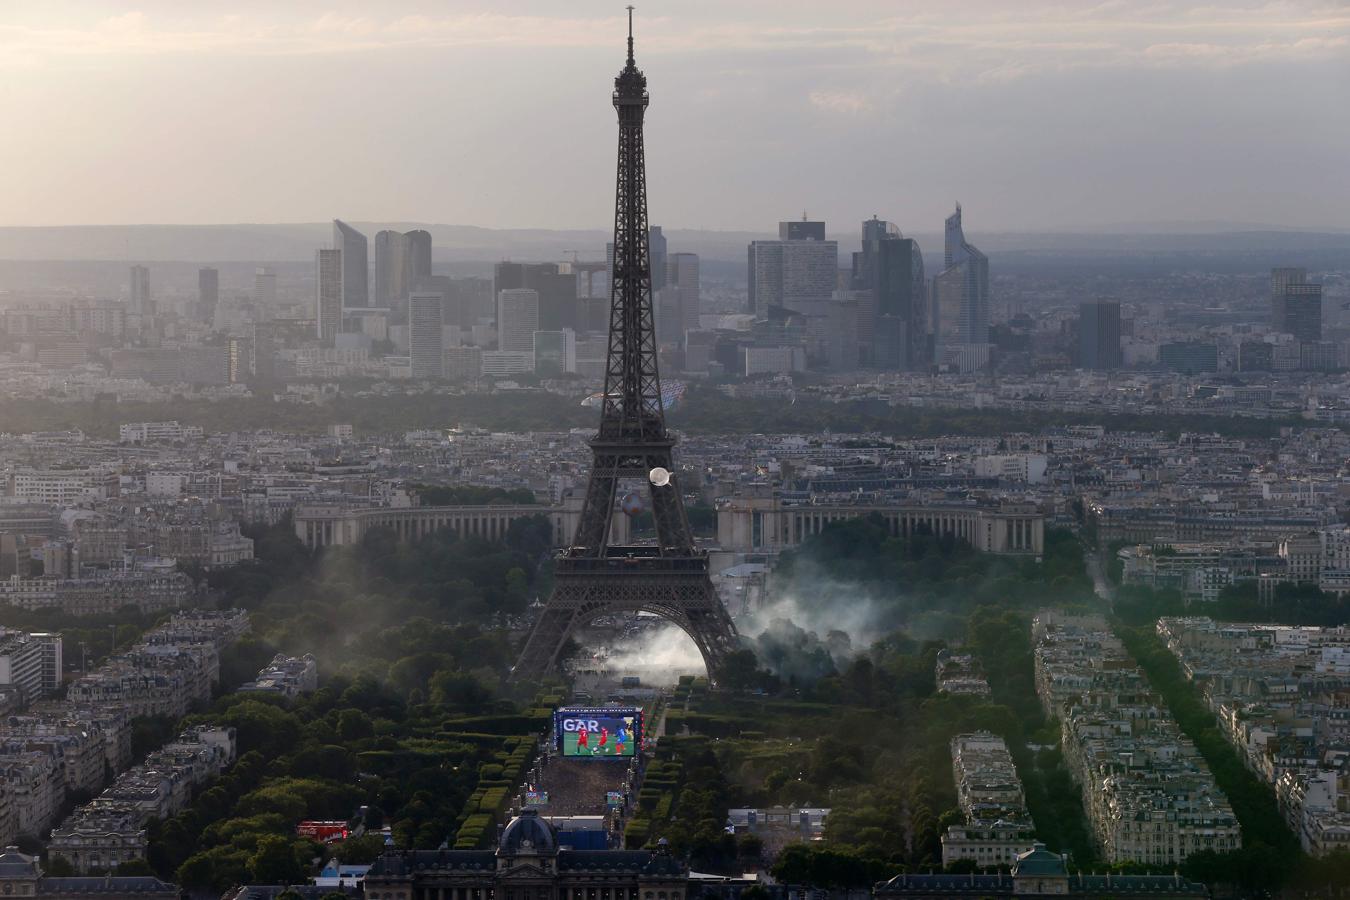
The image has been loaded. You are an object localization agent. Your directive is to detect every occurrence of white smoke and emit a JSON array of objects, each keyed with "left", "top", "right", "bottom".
[
  {"left": 581, "top": 620, "right": 706, "bottom": 685},
  {"left": 739, "top": 581, "right": 888, "bottom": 654},
  {"left": 571, "top": 558, "right": 969, "bottom": 686},
  {"left": 733, "top": 557, "right": 968, "bottom": 680}
]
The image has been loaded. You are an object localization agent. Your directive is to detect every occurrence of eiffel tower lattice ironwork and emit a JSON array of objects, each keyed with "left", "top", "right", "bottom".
[{"left": 511, "top": 10, "right": 739, "bottom": 683}]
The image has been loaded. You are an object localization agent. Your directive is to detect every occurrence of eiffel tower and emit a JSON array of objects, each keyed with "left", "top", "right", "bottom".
[{"left": 511, "top": 10, "right": 739, "bottom": 683}]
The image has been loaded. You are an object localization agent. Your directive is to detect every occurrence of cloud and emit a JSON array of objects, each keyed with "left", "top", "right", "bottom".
[
  {"left": 101, "top": 11, "right": 147, "bottom": 34},
  {"left": 1130, "top": 37, "right": 1348, "bottom": 77},
  {"left": 0, "top": 10, "right": 638, "bottom": 63},
  {"left": 808, "top": 89, "right": 872, "bottom": 114},
  {"left": 1144, "top": 41, "right": 1236, "bottom": 58},
  {"left": 0, "top": 1, "right": 1345, "bottom": 230},
  {"left": 0, "top": 2, "right": 1345, "bottom": 76}
]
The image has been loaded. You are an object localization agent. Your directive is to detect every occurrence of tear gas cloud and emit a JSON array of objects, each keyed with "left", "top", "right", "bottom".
[{"left": 593, "top": 556, "right": 968, "bottom": 684}]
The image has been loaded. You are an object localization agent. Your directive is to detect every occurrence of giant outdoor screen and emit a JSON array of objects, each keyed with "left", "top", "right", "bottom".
[{"left": 554, "top": 707, "right": 642, "bottom": 758}]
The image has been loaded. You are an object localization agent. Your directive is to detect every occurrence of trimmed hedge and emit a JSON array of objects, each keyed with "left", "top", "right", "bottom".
[
  {"left": 455, "top": 813, "right": 494, "bottom": 849},
  {"left": 624, "top": 817, "right": 651, "bottom": 848},
  {"left": 443, "top": 714, "right": 551, "bottom": 734},
  {"left": 437, "top": 731, "right": 530, "bottom": 746},
  {"left": 653, "top": 794, "right": 673, "bottom": 820}
]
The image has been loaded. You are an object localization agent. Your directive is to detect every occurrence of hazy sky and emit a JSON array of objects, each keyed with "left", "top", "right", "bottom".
[{"left": 1, "top": 1, "right": 1348, "bottom": 232}]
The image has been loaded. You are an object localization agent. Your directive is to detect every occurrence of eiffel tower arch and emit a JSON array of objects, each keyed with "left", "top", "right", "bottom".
[{"left": 512, "top": 12, "right": 739, "bottom": 684}]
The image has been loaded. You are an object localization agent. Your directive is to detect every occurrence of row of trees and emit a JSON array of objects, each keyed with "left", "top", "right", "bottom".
[
  {"left": 410, "top": 484, "right": 539, "bottom": 507},
  {"left": 964, "top": 606, "right": 1099, "bottom": 862},
  {"left": 0, "top": 387, "right": 1296, "bottom": 442},
  {"left": 1114, "top": 580, "right": 1350, "bottom": 628},
  {"left": 675, "top": 386, "right": 1297, "bottom": 440},
  {"left": 1069, "top": 567, "right": 1350, "bottom": 889},
  {"left": 0, "top": 391, "right": 595, "bottom": 439},
  {"left": 1114, "top": 623, "right": 1303, "bottom": 890}
]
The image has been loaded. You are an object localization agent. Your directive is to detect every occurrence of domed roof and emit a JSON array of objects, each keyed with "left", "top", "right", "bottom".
[{"left": 499, "top": 809, "right": 557, "bottom": 855}]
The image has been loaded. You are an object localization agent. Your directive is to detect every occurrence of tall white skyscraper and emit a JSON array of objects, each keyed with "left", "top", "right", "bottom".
[
  {"left": 333, "top": 219, "right": 369, "bottom": 308},
  {"left": 316, "top": 249, "right": 342, "bottom": 344},
  {"left": 408, "top": 291, "right": 445, "bottom": 379},
  {"left": 129, "top": 265, "right": 152, "bottom": 316},
  {"left": 253, "top": 267, "right": 277, "bottom": 309},
  {"left": 497, "top": 289, "right": 540, "bottom": 354}
]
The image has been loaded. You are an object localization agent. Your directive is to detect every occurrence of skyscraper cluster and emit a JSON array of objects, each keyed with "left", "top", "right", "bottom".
[
  {"left": 315, "top": 221, "right": 439, "bottom": 353},
  {"left": 745, "top": 205, "right": 991, "bottom": 374},
  {"left": 1230, "top": 266, "right": 1331, "bottom": 373},
  {"left": 311, "top": 220, "right": 705, "bottom": 382},
  {"left": 299, "top": 204, "right": 992, "bottom": 382}
]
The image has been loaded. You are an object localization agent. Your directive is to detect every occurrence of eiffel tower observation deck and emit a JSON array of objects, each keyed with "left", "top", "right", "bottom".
[{"left": 511, "top": 10, "right": 739, "bottom": 684}]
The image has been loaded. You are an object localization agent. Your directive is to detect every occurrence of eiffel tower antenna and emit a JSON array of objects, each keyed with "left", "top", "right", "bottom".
[
  {"left": 512, "top": 11, "right": 739, "bottom": 684},
  {"left": 626, "top": 5, "right": 635, "bottom": 65}
]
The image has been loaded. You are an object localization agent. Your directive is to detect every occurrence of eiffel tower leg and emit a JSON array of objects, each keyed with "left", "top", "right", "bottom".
[
  {"left": 684, "top": 594, "right": 741, "bottom": 675},
  {"left": 512, "top": 604, "right": 582, "bottom": 683}
]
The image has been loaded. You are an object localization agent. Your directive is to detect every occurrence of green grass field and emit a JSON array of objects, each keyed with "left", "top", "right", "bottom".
[{"left": 561, "top": 730, "right": 636, "bottom": 757}]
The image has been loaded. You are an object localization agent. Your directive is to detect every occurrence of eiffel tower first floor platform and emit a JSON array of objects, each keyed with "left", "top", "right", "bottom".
[{"left": 511, "top": 547, "right": 741, "bottom": 685}]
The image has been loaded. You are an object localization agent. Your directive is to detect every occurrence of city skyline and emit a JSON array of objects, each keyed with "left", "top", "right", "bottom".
[
  {"left": 0, "top": 1, "right": 1347, "bottom": 232},
  {"left": 0, "top": 3, "right": 1349, "bottom": 896}
]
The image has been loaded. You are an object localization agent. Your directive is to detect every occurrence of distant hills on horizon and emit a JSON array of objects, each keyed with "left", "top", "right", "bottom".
[{"left": 0, "top": 220, "right": 1346, "bottom": 265}]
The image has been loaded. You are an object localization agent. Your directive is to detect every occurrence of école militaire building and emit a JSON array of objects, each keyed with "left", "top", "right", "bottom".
[{"left": 363, "top": 810, "right": 688, "bottom": 900}]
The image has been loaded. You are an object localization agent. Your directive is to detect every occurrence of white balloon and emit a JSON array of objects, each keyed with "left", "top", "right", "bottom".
[{"left": 648, "top": 467, "right": 671, "bottom": 487}]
